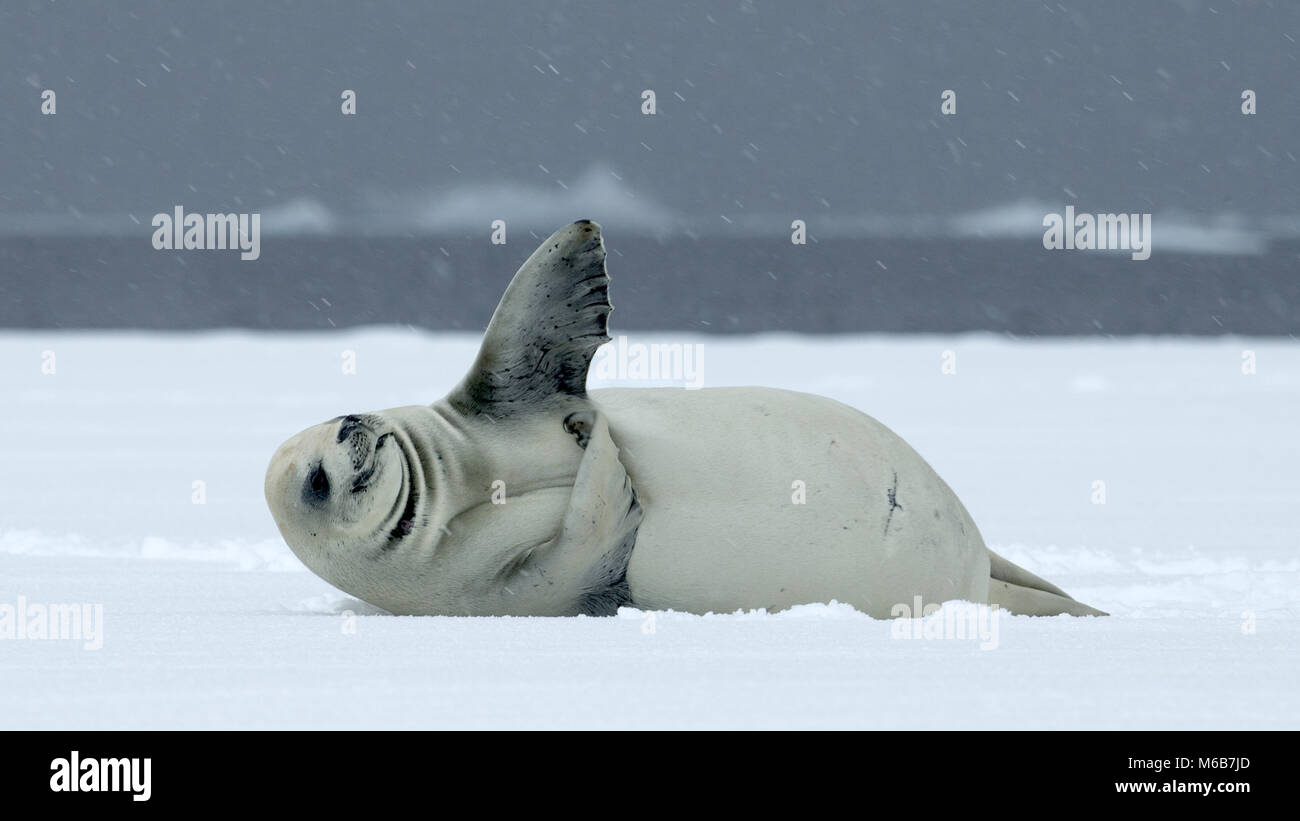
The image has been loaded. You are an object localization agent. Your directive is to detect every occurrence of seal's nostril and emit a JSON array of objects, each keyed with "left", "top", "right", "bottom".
[{"left": 337, "top": 415, "right": 364, "bottom": 443}]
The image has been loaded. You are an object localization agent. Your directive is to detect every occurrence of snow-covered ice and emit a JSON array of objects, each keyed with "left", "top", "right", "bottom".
[{"left": 1, "top": 330, "right": 1296, "bottom": 729}]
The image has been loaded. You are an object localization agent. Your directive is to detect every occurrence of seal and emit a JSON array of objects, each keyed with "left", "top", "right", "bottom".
[{"left": 265, "top": 220, "right": 1105, "bottom": 618}]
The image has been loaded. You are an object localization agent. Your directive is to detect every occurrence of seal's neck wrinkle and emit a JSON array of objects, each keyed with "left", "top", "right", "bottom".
[{"left": 378, "top": 403, "right": 468, "bottom": 557}]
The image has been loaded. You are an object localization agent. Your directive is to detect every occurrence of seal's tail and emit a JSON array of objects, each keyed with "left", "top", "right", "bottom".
[{"left": 986, "top": 549, "right": 1107, "bottom": 617}]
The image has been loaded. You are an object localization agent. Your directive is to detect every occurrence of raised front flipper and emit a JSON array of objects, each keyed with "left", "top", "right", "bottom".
[{"left": 450, "top": 220, "right": 610, "bottom": 417}]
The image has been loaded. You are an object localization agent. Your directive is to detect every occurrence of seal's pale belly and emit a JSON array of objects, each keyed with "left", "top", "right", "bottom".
[{"left": 592, "top": 387, "right": 989, "bottom": 617}]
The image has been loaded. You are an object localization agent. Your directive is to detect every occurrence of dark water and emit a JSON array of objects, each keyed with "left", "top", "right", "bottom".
[{"left": 3, "top": 236, "right": 1296, "bottom": 335}]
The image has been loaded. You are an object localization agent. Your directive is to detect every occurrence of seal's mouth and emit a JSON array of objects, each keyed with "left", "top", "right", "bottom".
[{"left": 350, "top": 431, "right": 393, "bottom": 494}]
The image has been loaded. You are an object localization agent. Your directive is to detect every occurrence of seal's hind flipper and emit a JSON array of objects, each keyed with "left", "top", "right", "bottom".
[
  {"left": 987, "top": 549, "right": 1072, "bottom": 599},
  {"left": 987, "top": 549, "right": 1107, "bottom": 616},
  {"left": 450, "top": 220, "right": 610, "bottom": 416},
  {"left": 988, "top": 580, "right": 1108, "bottom": 617}
]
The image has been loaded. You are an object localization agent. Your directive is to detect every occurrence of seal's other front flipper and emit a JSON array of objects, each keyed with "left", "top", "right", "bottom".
[
  {"left": 548, "top": 410, "right": 642, "bottom": 616},
  {"left": 450, "top": 220, "right": 610, "bottom": 417},
  {"left": 448, "top": 410, "right": 640, "bottom": 617}
]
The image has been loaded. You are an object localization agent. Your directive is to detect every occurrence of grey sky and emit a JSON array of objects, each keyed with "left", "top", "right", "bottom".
[{"left": 1, "top": 0, "right": 1296, "bottom": 232}]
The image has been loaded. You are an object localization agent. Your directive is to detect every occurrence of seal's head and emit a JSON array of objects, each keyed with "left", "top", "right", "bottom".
[
  {"left": 262, "top": 221, "right": 642, "bottom": 616},
  {"left": 264, "top": 413, "right": 410, "bottom": 576}
]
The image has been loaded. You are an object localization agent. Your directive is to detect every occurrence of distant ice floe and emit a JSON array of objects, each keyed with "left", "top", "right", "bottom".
[
  {"left": 0, "top": 174, "right": 1291, "bottom": 253},
  {"left": 947, "top": 197, "right": 1271, "bottom": 255},
  {"left": 258, "top": 196, "right": 338, "bottom": 235},
  {"left": 0, "top": 201, "right": 339, "bottom": 238},
  {"left": 399, "top": 163, "right": 679, "bottom": 235}
]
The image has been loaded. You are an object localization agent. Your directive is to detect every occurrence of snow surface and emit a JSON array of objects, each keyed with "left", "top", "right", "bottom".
[{"left": 1, "top": 330, "right": 1296, "bottom": 729}]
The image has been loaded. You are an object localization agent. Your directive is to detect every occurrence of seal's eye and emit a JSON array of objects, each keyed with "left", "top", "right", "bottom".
[{"left": 305, "top": 463, "right": 331, "bottom": 502}]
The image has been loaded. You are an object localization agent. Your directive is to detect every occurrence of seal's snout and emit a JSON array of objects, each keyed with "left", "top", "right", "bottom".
[{"left": 336, "top": 414, "right": 370, "bottom": 442}]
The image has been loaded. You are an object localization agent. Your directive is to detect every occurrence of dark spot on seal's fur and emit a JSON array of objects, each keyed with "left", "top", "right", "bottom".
[
  {"left": 563, "top": 411, "right": 595, "bottom": 448},
  {"left": 883, "top": 471, "right": 903, "bottom": 536}
]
